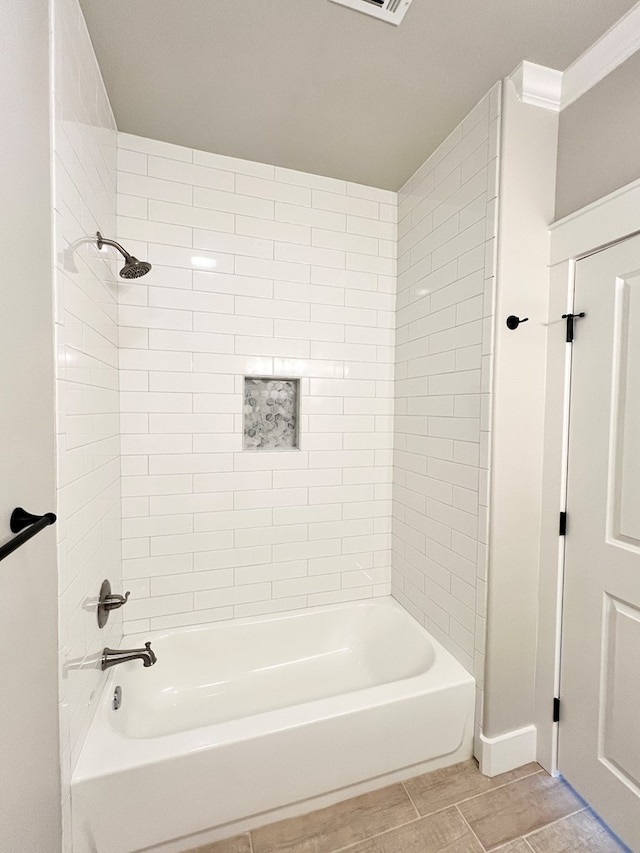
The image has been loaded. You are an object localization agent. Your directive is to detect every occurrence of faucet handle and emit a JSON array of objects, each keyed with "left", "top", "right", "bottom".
[
  {"left": 105, "top": 590, "right": 130, "bottom": 610},
  {"left": 143, "top": 641, "right": 157, "bottom": 667},
  {"left": 97, "top": 579, "right": 131, "bottom": 628}
]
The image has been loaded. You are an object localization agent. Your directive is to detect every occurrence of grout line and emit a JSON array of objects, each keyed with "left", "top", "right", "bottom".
[
  {"left": 521, "top": 806, "right": 586, "bottom": 841},
  {"left": 401, "top": 780, "right": 421, "bottom": 819},
  {"left": 328, "top": 805, "right": 431, "bottom": 853},
  {"left": 446, "top": 768, "right": 545, "bottom": 813},
  {"left": 411, "top": 767, "right": 545, "bottom": 822},
  {"left": 480, "top": 807, "right": 587, "bottom": 853},
  {"left": 455, "top": 803, "right": 487, "bottom": 851},
  {"left": 248, "top": 829, "right": 255, "bottom": 853},
  {"left": 330, "top": 818, "right": 420, "bottom": 853}
]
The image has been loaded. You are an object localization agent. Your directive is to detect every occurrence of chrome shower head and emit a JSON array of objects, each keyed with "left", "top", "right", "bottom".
[{"left": 96, "top": 231, "right": 152, "bottom": 280}]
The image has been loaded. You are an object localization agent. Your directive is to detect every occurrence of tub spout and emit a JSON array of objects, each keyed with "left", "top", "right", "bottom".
[{"left": 101, "top": 641, "right": 157, "bottom": 671}]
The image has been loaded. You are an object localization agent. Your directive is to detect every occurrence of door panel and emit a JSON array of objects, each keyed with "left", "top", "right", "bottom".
[
  {"left": 612, "top": 272, "right": 640, "bottom": 545},
  {"left": 559, "top": 234, "right": 640, "bottom": 852},
  {"left": 601, "top": 595, "right": 640, "bottom": 791}
]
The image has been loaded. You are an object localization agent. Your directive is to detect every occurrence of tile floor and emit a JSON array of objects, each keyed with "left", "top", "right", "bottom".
[{"left": 181, "top": 760, "right": 629, "bottom": 853}]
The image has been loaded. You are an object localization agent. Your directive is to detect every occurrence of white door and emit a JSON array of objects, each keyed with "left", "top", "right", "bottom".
[{"left": 560, "top": 234, "right": 640, "bottom": 851}]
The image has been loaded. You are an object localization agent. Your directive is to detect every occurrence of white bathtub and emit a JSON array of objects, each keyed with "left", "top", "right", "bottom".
[{"left": 72, "top": 597, "right": 475, "bottom": 853}]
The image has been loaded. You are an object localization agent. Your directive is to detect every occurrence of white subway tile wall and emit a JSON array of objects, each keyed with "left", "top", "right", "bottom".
[
  {"left": 392, "top": 83, "right": 501, "bottom": 748},
  {"left": 52, "top": 0, "right": 121, "bottom": 848},
  {"left": 117, "top": 133, "right": 397, "bottom": 631}
]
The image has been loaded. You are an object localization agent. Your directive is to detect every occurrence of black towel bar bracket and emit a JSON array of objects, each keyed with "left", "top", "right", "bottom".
[{"left": 0, "top": 507, "right": 57, "bottom": 563}]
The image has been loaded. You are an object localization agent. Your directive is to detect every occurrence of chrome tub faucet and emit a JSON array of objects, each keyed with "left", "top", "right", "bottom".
[{"left": 101, "top": 641, "right": 157, "bottom": 671}]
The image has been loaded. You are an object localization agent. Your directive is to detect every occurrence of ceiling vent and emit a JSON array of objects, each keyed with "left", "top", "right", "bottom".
[{"left": 329, "top": 0, "right": 413, "bottom": 26}]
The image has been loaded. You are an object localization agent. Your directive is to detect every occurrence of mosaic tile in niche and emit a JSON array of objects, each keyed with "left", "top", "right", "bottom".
[{"left": 244, "top": 378, "right": 298, "bottom": 450}]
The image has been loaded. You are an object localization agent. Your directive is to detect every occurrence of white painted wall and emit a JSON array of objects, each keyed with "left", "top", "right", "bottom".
[
  {"left": 0, "top": 1, "right": 61, "bottom": 850},
  {"left": 392, "top": 84, "right": 501, "bottom": 752},
  {"left": 116, "top": 134, "right": 397, "bottom": 632},
  {"left": 483, "top": 78, "right": 559, "bottom": 745},
  {"left": 52, "top": 0, "right": 120, "bottom": 845},
  {"left": 557, "top": 31, "right": 640, "bottom": 219}
]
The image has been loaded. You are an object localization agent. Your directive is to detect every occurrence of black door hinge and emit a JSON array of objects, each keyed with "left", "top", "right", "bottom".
[
  {"left": 553, "top": 697, "right": 561, "bottom": 723},
  {"left": 562, "top": 312, "right": 585, "bottom": 343},
  {"left": 559, "top": 512, "right": 567, "bottom": 536}
]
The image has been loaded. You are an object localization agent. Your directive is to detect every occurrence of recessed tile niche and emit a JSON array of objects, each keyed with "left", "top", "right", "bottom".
[{"left": 243, "top": 377, "right": 299, "bottom": 450}]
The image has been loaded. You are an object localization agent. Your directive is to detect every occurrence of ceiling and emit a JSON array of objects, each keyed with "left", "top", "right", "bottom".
[{"left": 79, "top": 0, "right": 637, "bottom": 190}]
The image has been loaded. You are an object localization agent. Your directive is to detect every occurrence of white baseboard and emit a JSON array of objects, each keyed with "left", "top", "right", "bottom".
[{"left": 479, "top": 725, "right": 537, "bottom": 777}]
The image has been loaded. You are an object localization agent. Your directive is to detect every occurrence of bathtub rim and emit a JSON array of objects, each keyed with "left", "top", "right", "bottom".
[{"left": 122, "top": 593, "right": 432, "bottom": 657}]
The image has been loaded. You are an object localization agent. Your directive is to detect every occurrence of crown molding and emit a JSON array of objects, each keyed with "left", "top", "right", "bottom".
[
  {"left": 561, "top": 2, "right": 640, "bottom": 110},
  {"left": 509, "top": 5, "right": 640, "bottom": 114},
  {"left": 509, "top": 62, "right": 563, "bottom": 112}
]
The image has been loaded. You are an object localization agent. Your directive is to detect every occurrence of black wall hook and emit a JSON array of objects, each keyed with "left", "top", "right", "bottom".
[{"left": 506, "top": 315, "right": 529, "bottom": 330}]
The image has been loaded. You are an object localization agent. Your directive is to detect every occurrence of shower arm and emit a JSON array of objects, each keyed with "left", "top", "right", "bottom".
[{"left": 96, "top": 231, "right": 131, "bottom": 261}]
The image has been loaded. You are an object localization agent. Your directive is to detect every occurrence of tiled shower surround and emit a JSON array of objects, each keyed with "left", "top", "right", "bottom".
[
  {"left": 393, "top": 85, "right": 500, "bottom": 743},
  {"left": 53, "top": 1, "right": 505, "bottom": 834},
  {"left": 116, "top": 134, "right": 397, "bottom": 632},
  {"left": 52, "top": 0, "right": 121, "bottom": 847},
  {"left": 114, "top": 92, "right": 500, "bottom": 688}
]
